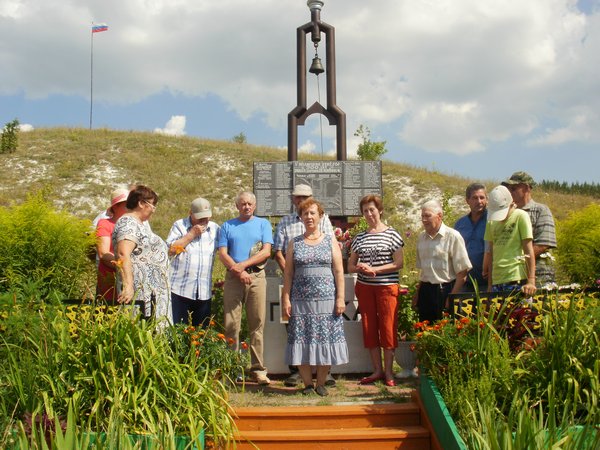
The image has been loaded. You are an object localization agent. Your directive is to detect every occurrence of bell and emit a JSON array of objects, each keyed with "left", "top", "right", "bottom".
[{"left": 309, "top": 55, "right": 325, "bottom": 75}]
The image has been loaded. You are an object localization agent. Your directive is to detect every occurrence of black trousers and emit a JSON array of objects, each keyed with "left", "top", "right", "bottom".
[
  {"left": 171, "top": 292, "right": 211, "bottom": 328},
  {"left": 417, "top": 281, "right": 454, "bottom": 322}
]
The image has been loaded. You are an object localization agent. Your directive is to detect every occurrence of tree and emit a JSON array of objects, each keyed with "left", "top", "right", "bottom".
[
  {"left": 354, "top": 124, "right": 387, "bottom": 161},
  {"left": 231, "top": 131, "right": 247, "bottom": 144},
  {"left": 0, "top": 118, "right": 20, "bottom": 154}
]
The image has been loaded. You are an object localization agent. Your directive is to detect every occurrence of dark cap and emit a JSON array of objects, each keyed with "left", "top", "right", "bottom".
[{"left": 502, "top": 171, "right": 535, "bottom": 187}]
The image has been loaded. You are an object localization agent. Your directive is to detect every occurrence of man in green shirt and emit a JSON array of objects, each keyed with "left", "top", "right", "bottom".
[{"left": 484, "top": 185, "right": 536, "bottom": 296}]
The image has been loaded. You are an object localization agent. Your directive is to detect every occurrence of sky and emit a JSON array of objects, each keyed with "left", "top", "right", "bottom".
[{"left": 1, "top": 0, "right": 599, "bottom": 184}]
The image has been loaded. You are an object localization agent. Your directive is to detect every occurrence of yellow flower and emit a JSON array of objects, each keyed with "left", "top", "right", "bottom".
[{"left": 171, "top": 245, "right": 186, "bottom": 255}]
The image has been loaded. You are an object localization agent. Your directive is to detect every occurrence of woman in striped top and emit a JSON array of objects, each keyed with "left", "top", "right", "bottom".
[{"left": 348, "top": 195, "right": 404, "bottom": 386}]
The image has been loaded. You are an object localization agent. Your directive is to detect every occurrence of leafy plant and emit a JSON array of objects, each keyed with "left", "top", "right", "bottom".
[
  {"left": 0, "top": 119, "right": 19, "bottom": 154},
  {"left": 231, "top": 131, "right": 247, "bottom": 144},
  {"left": 0, "top": 192, "right": 96, "bottom": 297},
  {"left": 556, "top": 204, "right": 600, "bottom": 286},
  {"left": 354, "top": 124, "right": 387, "bottom": 161}
]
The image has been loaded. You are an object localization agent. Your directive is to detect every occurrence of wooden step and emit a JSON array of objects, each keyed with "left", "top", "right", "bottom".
[
  {"left": 234, "top": 426, "right": 430, "bottom": 450},
  {"left": 233, "top": 403, "right": 421, "bottom": 431},
  {"left": 231, "top": 402, "right": 431, "bottom": 450}
]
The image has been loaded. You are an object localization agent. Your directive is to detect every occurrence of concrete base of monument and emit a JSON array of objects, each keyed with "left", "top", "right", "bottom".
[{"left": 263, "top": 274, "right": 372, "bottom": 375}]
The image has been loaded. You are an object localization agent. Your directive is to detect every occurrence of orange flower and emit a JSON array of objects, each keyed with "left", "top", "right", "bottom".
[
  {"left": 191, "top": 340, "right": 200, "bottom": 347},
  {"left": 416, "top": 332, "right": 423, "bottom": 339},
  {"left": 195, "top": 350, "right": 200, "bottom": 357},
  {"left": 209, "top": 320, "right": 216, "bottom": 327},
  {"left": 456, "top": 324, "right": 464, "bottom": 330},
  {"left": 113, "top": 259, "right": 123, "bottom": 269},
  {"left": 227, "top": 337, "right": 235, "bottom": 345},
  {"left": 241, "top": 342, "right": 249, "bottom": 350},
  {"left": 459, "top": 317, "right": 470, "bottom": 324},
  {"left": 217, "top": 333, "right": 226, "bottom": 341},
  {"left": 171, "top": 245, "right": 186, "bottom": 255},
  {"left": 479, "top": 321, "right": 485, "bottom": 329}
]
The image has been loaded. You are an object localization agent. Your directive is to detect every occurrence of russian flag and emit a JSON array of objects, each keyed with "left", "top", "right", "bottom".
[{"left": 92, "top": 23, "right": 108, "bottom": 33}]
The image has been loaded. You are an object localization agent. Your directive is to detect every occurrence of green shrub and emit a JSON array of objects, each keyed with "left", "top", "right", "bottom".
[
  {"left": 556, "top": 204, "right": 600, "bottom": 286},
  {"left": 0, "top": 192, "right": 96, "bottom": 297},
  {"left": 354, "top": 124, "right": 387, "bottom": 161},
  {"left": 0, "top": 119, "right": 19, "bottom": 154},
  {"left": 0, "top": 300, "right": 236, "bottom": 446}
]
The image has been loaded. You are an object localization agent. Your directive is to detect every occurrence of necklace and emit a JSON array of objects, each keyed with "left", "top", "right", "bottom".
[{"left": 304, "top": 232, "right": 321, "bottom": 241}]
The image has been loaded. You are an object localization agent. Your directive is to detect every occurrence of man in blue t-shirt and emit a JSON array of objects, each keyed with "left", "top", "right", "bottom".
[
  {"left": 454, "top": 183, "right": 488, "bottom": 292},
  {"left": 217, "top": 191, "right": 273, "bottom": 385}
]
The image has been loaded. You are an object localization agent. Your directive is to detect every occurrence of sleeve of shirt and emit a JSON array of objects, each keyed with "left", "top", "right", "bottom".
[
  {"left": 261, "top": 219, "right": 274, "bottom": 245},
  {"left": 532, "top": 205, "right": 557, "bottom": 247},
  {"left": 96, "top": 220, "right": 112, "bottom": 238},
  {"left": 217, "top": 222, "right": 229, "bottom": 249},
  {"left": 518, "top": 211, "right": 534, "bottom": 241},
  {"left": 452, "top": 232, "right": 472, "bottom": 273},
  {"left": 166, "top": 220, "right": 184, "bottom": 246},
  {"left": 321, "top": 215, "right": 334, "bottom": 236}
]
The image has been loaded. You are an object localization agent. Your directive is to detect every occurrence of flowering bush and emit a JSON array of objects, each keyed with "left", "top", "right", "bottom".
[
  {"left": 171, "top": 323, "right": 249, "bottom": 381},
  {"left": 333, "top": 217, "right": 368, "bottom": 257},
  {"left": 397, "top": 283, "right": 419, "bottom": 341}
]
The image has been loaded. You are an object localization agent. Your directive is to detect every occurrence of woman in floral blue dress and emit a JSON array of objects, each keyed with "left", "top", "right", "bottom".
[
  {"left": 281, "top": 198, "right": 348, "bottom": 396},
  {"left": 114, "top": 185, "right": 171, "bottom": 324}
]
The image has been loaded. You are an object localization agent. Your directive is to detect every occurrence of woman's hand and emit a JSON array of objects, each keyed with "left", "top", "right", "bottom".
[
  {"left": 118, "top": 285, "right": 134, "bottom": 304},
  {"left": 334, "top": 299, "right": 345, "bottom": 316},
  {"left": 356, "top": 262, "right": 377, "bottom": 277},
  {"left": 282, "top": 298, "right": 292, "bottom": 320}
]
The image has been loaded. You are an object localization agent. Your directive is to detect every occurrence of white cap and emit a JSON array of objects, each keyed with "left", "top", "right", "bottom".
[
  {"left": 292, "top": 184, "right": 313, "bottom": 196},
  {"left": 487, "top": 185, "right": 513, "bottom": 221},
  {"left": 190, "top": 197, "right": 212, "bottom": 219}
]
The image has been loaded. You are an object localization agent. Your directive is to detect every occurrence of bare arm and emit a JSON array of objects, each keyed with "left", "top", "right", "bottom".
[
  {"left": 521, "top": 239, "right": 536, "bottom": 296},
  {"left": 281, "top": 242, "right": 294, "bottom": 320},
  {"left": 532, "top": 243, "right": 550, "bottom": 258},
  {"left": 445, "top": 269, "right": 468, "bottom": 310},
  {"left": 116, "top": 239, "right": 136, "bottom": 304},
  {"left": 331, "top": 238, "right": 345, "bottom": 316},
  {"left": 228, "top": 243, "right": 272, "bottom": 274},
  {"left": 275, "top": 250, "right": 286, "bottom": 272},
  {"left": 97, "top": 236, "right": 115, "bottom": 269},
  {"left": 485, "top": 243, "right": 493, "bottom": 292}
]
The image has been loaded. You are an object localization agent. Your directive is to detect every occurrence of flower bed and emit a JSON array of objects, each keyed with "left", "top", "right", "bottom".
[{"left": 415, "top": 291, "right": 600, "bottom": 448}]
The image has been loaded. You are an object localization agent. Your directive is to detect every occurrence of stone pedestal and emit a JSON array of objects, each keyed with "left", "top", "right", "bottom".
[{"left": 262, "top": 271, "right": 372, "bottom": 375}]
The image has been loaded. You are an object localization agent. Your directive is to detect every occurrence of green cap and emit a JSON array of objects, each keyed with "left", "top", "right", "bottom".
[{"left": 502, "top": 171, "right": 535, "bottom": 187}]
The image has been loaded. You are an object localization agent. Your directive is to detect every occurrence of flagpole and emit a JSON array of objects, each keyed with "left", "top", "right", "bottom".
[{"left": 89, "top": 22, "right": 94, "bottom": 130}]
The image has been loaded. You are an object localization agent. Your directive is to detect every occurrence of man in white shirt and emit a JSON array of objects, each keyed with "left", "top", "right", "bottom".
[
  {"left": 413, "top": 200, "right": 472, "bottom": 322},
  {"left": 167, "top": 197, "right": 220, "bottom": 327}
]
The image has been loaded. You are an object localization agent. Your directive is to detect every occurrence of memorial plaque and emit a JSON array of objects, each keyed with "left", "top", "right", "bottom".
[{"left": 254, "top": 161, "right": 382, "bottom": 216}]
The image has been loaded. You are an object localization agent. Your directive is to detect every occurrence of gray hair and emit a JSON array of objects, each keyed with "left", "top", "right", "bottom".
[
  {"left": 421, "top": 200, "right": 443, "bottom": 215},
  {"left": 465, "top": 183, "right": 486, "bottom": 199},
  {"left": 235, "top": 191, "right": 256, "bottom": 205}
]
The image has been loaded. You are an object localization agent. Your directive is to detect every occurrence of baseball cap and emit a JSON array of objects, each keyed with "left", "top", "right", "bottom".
[
  {"left": 292, "top": 184, "right": 313, "bottom": 197},
  {"left": 190, "top": 197, "right": 212, "bottom": 219},
  {"left": 487, "top": 185, "right": 514, "bottom": 221},
  {"left": 502, "top": 171, "right": 535, "bottom": 187}
]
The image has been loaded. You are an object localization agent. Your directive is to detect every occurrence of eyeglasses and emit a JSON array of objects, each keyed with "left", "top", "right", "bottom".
[{"left": 144, "top": 200, "right": 157, "bottom": 211}]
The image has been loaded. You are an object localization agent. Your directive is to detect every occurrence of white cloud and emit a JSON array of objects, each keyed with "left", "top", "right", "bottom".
[
  {"left": 18, "top": 123, "right": 34, "bottom": 132},
  {"left": 0, "top": 0, "right": 599, "bottom": 161},
  {"left": 154, "top": 115, "right": 186, "bottom": 136},
  {"left": 299, "top": 140, "right": 316, "bottom": 154}
]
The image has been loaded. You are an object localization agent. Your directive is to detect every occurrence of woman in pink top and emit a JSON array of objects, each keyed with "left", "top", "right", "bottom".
[{"left": 95, "top": 188, "right": 129, "bottom": 301}]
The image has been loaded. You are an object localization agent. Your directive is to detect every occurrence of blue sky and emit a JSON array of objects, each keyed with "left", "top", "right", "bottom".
[{"left": 1, "top": 0, "right": 599, "bottom": 184}]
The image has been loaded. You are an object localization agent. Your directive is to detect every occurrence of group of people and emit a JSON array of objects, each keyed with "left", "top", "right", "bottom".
[
  {"left": 92, "top": 170, "right": 556, "bottom": 396},
  {"left": 415, "top": 171, "right": 557, "bottom": 326}
]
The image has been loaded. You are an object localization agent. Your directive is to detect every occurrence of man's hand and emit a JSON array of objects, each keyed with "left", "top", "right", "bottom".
[
  {"left": 229, "top": 262, "right": 246, "bottom": 276},
  {"left": 521, "top": 281, "right": 536, "bottom": 297},
  {"left": 190, "top": 223, "right": 206, "bottom": 237},
  {"left": 239, "top": 270, "right": 253, "bottom": 285}
]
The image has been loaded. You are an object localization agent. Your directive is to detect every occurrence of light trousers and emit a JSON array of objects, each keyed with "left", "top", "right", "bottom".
[{"left": 223, "top": 270, "right": 267, "bottom": 373}]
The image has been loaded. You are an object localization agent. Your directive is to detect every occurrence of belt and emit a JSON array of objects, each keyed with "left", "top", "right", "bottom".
[
  {"left": 421, "top": 281, "right": 453, "bottom": 288},
  {"left": 245, "top": 265, "right": 264, "bottom": 274}
]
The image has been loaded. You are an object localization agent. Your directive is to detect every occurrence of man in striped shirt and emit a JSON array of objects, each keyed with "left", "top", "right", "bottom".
[
  {"left": 502, "top": 171, "right": 557, "bottom": 286},
  {"left": 167, "top": 197, "right": 220, "bottom": 328},
  {"left": 413, "top": 200, "right": 472, "bottom": 322}
]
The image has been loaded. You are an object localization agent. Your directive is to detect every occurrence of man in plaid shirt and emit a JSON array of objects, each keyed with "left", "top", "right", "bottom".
[
  {"left": 502, "top": 171, "right": 557, "bottom": 286},
  {"left": 167, "top": 197, "right": 220, "bottom": 328}
]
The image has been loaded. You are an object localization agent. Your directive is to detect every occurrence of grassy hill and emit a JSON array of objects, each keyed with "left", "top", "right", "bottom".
[{"left": 1, "top": 127, "right": 597, "bottom": 242}]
